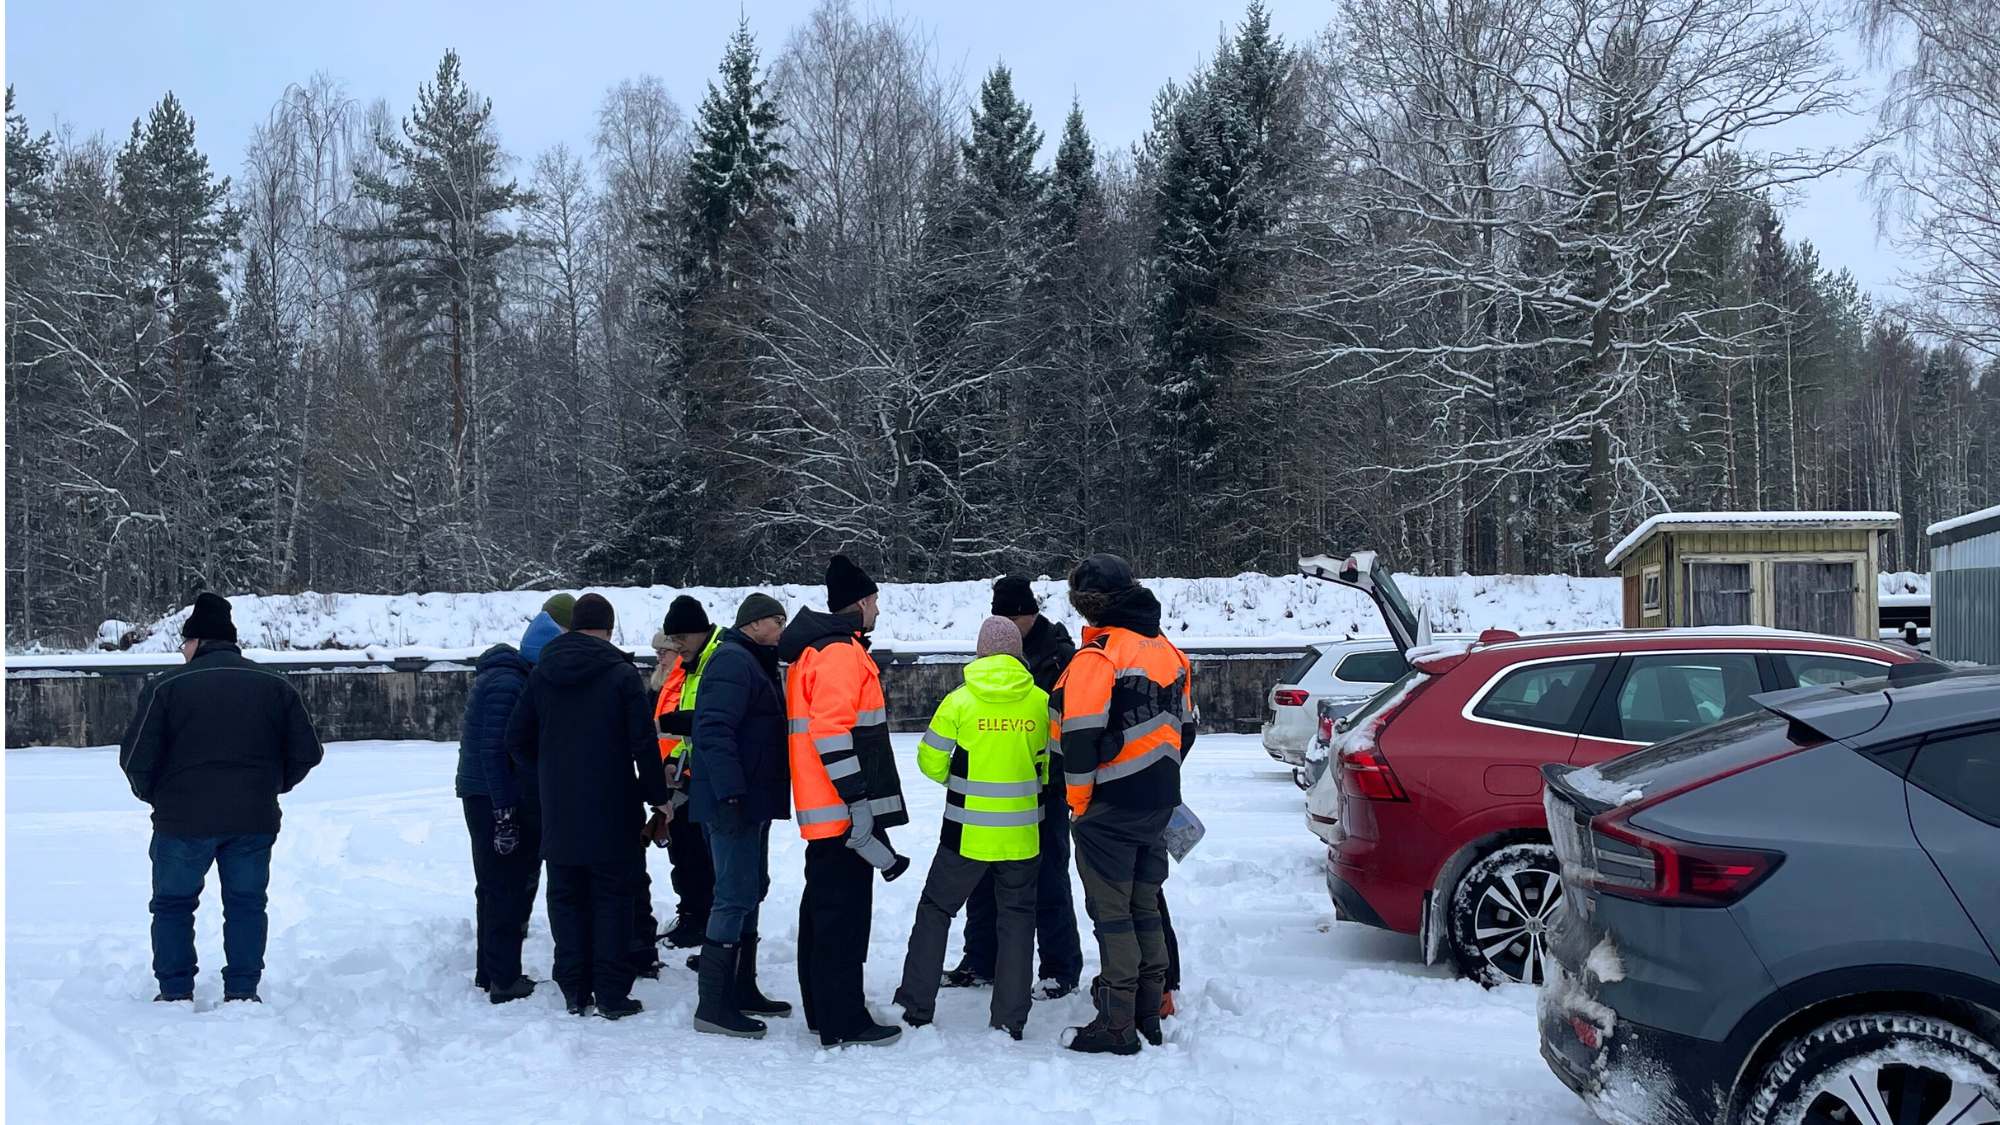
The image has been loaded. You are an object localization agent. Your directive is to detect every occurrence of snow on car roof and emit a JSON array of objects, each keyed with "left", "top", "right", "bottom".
[
  {"left": 1474, "top": 626, "right": 1905, "bottom": 659},
  {"left": 1604, "top": 510, "right": 1901, "bottom": 567}
]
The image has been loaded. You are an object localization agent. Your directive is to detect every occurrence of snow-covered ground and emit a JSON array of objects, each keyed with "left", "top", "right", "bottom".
[
  {"left": 70, "top": 572, "right": 1627, "bottom": 658},
  {"left": 6, "top": 736, "right": 1593, "bottom": 1124}
]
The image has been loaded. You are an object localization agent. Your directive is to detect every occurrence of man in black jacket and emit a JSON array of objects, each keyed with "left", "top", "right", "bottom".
[
  {"left": 506, "top": 593, "right": 672, "bottom": 1020},
  {"left": 688, "top": 593, "right": 793, "bottom": 1039},
  {"left": 119, "top": 592, "right": 324, "bottom": 1004},
  {"left": 945, "top": 575, "right": 1085, "bottom": 997}
]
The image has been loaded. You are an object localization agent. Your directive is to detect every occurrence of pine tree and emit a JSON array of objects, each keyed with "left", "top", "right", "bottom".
[
  {"left": 1042, "top": 100, "right": 1100, "bottom": 246},
  {"left": 349, "top": 50, "right": 525, "bottom": 479},
  {"left": 961, "top": 64, "right": 1045, "bottom": 237},
  {"left": 681, "top": 19, "right": 792, "bottom": 284}
]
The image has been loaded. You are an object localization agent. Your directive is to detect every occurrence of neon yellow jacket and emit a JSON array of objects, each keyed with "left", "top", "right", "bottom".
[{"left": 918, "top": 654, "right": 1050, "bottom": 861}]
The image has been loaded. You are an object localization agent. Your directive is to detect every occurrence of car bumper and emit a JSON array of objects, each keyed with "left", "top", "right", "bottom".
[
  {"left": 1262, "top": 721, "right": 1309, "bottom": 766},
  {"left": 1325, "top": 857, "right": 1392, "bottom": 931},
  {"left": 1539, "top": 958, "right": 1731, "bottom": 1125}
]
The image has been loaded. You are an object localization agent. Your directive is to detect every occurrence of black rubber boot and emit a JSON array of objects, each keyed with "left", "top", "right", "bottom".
[
  {"left": 820, "top": 1020, "right": 902, "bottom": 1048},
  {"left": 692, "top": 941, "right": 767, "bottom": 1039},
  {"left": 487, "top": 976, "right": 537, "bottom": 1005},
  {"left": 734, "top": 936, "right": 792, "bottom": 1018},
  {"left": 597, "top": 995, "right": 643, "bottom": 1020}
]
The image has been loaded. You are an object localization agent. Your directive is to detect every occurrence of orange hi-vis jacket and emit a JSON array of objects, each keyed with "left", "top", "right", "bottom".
[
  {"left": 654, "top": 626, "right": 723, "bottom": 773},
  {"left": 781, "top": 609, "right": 909, "bottom": 841},
  {"left": 1052, "top": 624, "right": 1194, "bottom": 817}
]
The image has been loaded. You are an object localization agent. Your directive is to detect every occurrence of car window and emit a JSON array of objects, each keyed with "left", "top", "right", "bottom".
[
  {"left": 1333, "top": 650, "right": 1408, "bottom": 684},
  {"left": 1613, "top": 653, "right": 1762, "bottom": 743},
  {"left": 1278, "top": 650, "right": 1322, "bottom": 686},
  {"left": 1471, "top": 660, "right": 1606, "bottom": 733},
  {"left": 1779, "top": 653, "right": 1886, "bottom": 688},
  {"left": 1908, "top": 728, "right": 2000, "bottom": 827}
]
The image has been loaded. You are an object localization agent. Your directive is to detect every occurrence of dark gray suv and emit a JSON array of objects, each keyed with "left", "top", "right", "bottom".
[{"left": 1539, "top": 666, "right": 2000, "bottom": 1125}]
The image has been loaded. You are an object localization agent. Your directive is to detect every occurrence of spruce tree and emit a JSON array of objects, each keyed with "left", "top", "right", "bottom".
[
  {"left": 681, "top": 19, "right": 792, "bottom": 284},
  {"left": 961, "top": 64, "right": 1045, "bottom": 238},
  {"left": 209, "top": 249, "right": 290, "bottom": 591}
]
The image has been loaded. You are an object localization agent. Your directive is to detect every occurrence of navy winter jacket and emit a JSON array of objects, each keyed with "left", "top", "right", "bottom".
[
  {"left": 456, "top": 644, "right": 533, "bottom": 806},
  {"left": 689, "top": 629, "right": 792, "bottom": 825}
]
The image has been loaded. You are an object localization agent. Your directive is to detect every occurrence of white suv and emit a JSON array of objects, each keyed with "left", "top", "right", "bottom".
[{"left": 1263, "top": 638, "right": 1456, "bottom": 788}]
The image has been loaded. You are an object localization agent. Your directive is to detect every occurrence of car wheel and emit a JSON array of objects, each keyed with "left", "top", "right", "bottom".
[
  {"left": 1742, "top": 1011, "right": 2000, "bottom": 1125},
  {"left": 1445, "top": 842, "right": 1563, "bottom": 987}
]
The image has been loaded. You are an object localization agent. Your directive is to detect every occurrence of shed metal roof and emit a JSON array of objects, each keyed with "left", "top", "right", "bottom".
[{"left": 1605, "top": 510, "right": 1900, "bottom": 568}]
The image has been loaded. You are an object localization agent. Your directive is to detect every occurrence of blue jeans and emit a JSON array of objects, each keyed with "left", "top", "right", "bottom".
[
  {"left": 149, "top": 833, "right": 276, "bottom": 996},
  {"left": 702, "top": 815, "right": 771, "bottom": 944}
]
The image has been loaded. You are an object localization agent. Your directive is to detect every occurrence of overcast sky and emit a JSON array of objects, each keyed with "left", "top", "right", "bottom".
[{"left": 5, "top": 0, "right": 1905, "bottom": 297}]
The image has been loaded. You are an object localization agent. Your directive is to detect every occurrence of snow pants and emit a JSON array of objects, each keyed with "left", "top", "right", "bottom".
[
  {"left": 956, "top": 796, "right": 1082, "bottom": 988},
  {"left": 461, "top": 796, "right": 542, "bottom": 989},
  {"left": 798, "top": 838, "right": 875, "bottom": 1039},
  {"left": 546, "top": 859, "right": 638, "bottom": 1006},
  {"left": 1073, "top": 803, "right": 1173, "bottom": 1035},
  {"left": 896, "top": 849, "right": 1038, "bottom": 1032}
]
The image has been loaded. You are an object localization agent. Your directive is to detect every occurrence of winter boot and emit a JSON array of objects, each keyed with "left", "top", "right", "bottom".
[
  {"left": 820, "top": 1019, "right": 902, "bottom": 1049},
  {"left": 662, "top": 912, "right": 707, "bottom": 949},
  {"left": 1064, "top": 981, "right": 1141, "bottom": 1056},
  {"left": 597, "top": 995, "right": 644, "bottom": 1021},
  {"left": 692, "top": 941, "right": 767, "bottom": 1039},
  {"left": 153, "top": 991, "right": 193, "bottom": 1003},
  {"left": 563, "top": 990, "right": 593, "bottom": 1016},
  {"left": 1033, "top": 978, "right": 1076, "bottom": 1001},
  {"left": 224, "top": 992, "right": 262, "bottom": 1004},
  {"left": 1136, "top": 974, "right": 1166, "bottom": 1046},
  {"left": 941, "top": 963, "right": 992, "bottom": 989},
  {"left": 733, "top": 936, "right": 792, "bottom": 1018},
  {"left": 487, "top": 976, "right": 537, "bottom": 1005}
]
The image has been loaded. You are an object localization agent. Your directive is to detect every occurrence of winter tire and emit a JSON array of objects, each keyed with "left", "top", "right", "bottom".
[
  {"left": 1445, "top": 842, "right": 1563, "bottom": 987},
  {"left": 1741, "top": 1011, "right": 2000, "bottom": 1125}
]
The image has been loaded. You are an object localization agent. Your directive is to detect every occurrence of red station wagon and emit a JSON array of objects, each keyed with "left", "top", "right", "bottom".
[{"left": 1297, "top": 553, "right": 1921, "bottom": 986}]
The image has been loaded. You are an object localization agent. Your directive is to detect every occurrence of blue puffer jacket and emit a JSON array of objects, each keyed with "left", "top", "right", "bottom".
[
  {"left": 455, "top": 613, "right": 562, "bottom": 807},
  {"left": 689, "top": 629, "right": 792, "bottom": 825}
]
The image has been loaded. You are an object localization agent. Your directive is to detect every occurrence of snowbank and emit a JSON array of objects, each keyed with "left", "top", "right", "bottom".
[{"left": 63, "top": 572, "right": 1625, "bottom": 656}]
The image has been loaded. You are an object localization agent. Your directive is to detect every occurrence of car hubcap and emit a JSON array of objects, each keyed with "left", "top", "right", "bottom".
[
  {"left": 1472, "top": 866, "right": 1562, "bottom": 984},
  {"left": 1800, "top": 1060, "right": 2000, "bottom": 1125}
]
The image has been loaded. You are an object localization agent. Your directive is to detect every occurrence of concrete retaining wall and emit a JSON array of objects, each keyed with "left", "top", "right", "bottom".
[{"left": 5, "top": 650, "right": 1306, "bottom": 748}]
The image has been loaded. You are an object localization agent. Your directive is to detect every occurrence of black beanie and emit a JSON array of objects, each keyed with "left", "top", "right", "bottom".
[
  {"left": 826, "top": 554, "right": 878, "bottom": 612},
  {"left": 1069, "top": 553, "right": 1136, "bottom": 595},
  {"left": 661, "top": 595, "right": 711, "bottom": 636},
  {"left": 572, "top": 593, "right": 616, "bottom": 633},
  {"left": 991, "top": 575, "right": 1038, "bottom": 617},
  {"left": 182, "top": 591, "right": 237, "bottom": 643}
]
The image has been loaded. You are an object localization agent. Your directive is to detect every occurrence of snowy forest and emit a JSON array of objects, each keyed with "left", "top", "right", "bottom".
[{"left": 7, "top": 0, "right": 2000, "bottom": 645}]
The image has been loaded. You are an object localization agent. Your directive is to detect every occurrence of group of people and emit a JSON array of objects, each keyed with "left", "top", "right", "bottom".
[{"left": 118, "top": 550, "right": 1195, "bottom": 1055}]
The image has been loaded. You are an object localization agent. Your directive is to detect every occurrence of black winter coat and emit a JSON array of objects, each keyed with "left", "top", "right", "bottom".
[
  {"left": 505, "top": 631, "right": 671, "bottom": 865},
  {"left": 118, "top": 642, "right": 325, "bottom": 836},
  {"left": 456, "top": 644, "right": 534, "bottom": 806},
  {"left": 689, "top": 629, "right": 792, "bottom": 825},
  {"left": 1021, "top": 615, "right": 1077, "bottom": 694}
]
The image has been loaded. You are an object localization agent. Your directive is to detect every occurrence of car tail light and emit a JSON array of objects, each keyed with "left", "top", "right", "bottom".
[
  {"left": 1340, "top": 746, "right": 1408, "bottom": 801},
  {"left": 1274, "top": 689, "right": 1309, "bottom": 707},
  {"left": 1586, "top": 808, "right": 1784, "bottom": 906}
]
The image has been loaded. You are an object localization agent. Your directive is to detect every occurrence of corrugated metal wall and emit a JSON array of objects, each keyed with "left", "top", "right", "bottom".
[{"left": 1932, "top": 528, "right": 2000, "bottom": 666}]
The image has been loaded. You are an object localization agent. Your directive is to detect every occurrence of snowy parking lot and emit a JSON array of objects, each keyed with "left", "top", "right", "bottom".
[{"left": 6, "top": 736, "right": 1594, "bottom": 1124}]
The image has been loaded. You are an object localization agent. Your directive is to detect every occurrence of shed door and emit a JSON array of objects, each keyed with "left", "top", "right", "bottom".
[
  {"left": 1772, "top": 561, "right": 1855, "bottom": 636},
  {"left": 1687, "top": 562, "right": 1753, "bottom": 626}
]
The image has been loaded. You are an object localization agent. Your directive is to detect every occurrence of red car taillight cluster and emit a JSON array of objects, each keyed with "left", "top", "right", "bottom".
[
  {"left": 1586, "top": 811, "right": 1784, "bottom": 906},
  {"left": 1273, "top": 688, "right": 1310, "bottom": 707},
  {"left": 1336, "top": 687, "right": 1422, "bottom": 802}
]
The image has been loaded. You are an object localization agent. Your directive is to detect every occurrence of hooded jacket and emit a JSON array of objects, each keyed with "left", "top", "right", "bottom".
[
  {"left": 1051, "top": 586, "right": 1194, "bottom": 817},
  {"left": 505, "top": 630, "right": 671, "bottom": 865},
  {"left": 918, "top": 654, "right": 1050, "bottom": 862},
  {"left": 457, "top": 643, "right": 534, "bottom": 805}
]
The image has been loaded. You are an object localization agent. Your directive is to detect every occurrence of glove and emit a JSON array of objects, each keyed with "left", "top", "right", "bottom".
[
  {"left": 843, "top": 799, "right": 876, "bottom": 847},
  {"left": 658, "top": 710, "right": 693, "bottom": 736},
  {"left": 642, "top": 806, "right": 672, "bottom": 847},
  {"left": 492, "top": 807, "right": 520, "bottom": 856}
]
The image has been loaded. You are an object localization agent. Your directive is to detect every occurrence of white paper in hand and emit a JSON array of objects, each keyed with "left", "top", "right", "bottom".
[{"left": 1163, "top": 803, "right": 1206, "bottom": 862}]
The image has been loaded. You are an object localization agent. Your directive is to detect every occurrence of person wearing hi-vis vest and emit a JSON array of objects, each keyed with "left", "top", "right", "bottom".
[
  {"left": 893, "top": 616, "right": 1050, "bottom": 1040},
  {"left": 1051, "top": 554, "right": 1195, "bottom": 1055},
  {"left": 778, "top": 554, "right": 911, "bottom": 1049},
  {"left": 652, "top": 595, "right": 723, "bottom": 950}
]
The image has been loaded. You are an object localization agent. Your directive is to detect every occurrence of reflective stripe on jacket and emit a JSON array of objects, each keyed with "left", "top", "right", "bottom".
[
  {"left": 918, "top": 654, "right": 1050, "bottom": 862},
  {"left": 1051, "top": 625, "right": 1193, "bottom": 817},
  {"left": 783, "top": 619, "right": 908, "bottom": 840}
]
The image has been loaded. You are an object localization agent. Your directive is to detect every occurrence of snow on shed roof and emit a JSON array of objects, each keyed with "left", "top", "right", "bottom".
[
  {"left": 1605, "top": 511, "right": 1901, "bottom": 568},
  {"left": 1927, "top": 503, "right": 2000, "bottom": 541}
]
